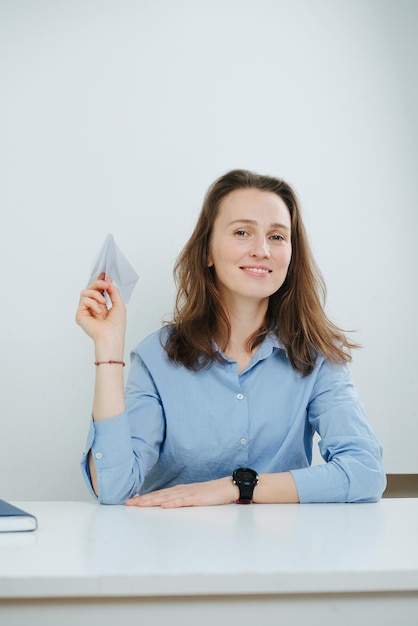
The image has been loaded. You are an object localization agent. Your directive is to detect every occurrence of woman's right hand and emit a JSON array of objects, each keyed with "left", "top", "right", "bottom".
[{"left": 76, "top": 275, "right": 126, "bottom": 350}]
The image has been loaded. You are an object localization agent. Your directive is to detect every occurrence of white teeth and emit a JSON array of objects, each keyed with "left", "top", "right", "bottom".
[{"left": 243, "top": 267, "right": 269, "bottom": 273}]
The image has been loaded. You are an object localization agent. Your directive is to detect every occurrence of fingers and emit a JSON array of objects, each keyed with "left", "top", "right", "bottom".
[
  {"left": 78, "top": 295, "right": 106, "bottom": 316},
  {"left": 77, "top": 284, "right": 108, "bottom": 318},
  {"left": 126, "top": 486, "right": 194, "bottom": 509},
  {"left": 88, "top": 276, "right": 125, "bottom": 309},
  {"left": 125, "top": 479, "right": 233, "bottom": 509},
  {"left": 76, "top": 276, "right": 127, "bottom": 343},
  {"left": 103, "top": 276, "right": 125, "bottom": 308},
  {"left": 77, "top": 277, "right": 124, "bottom": 316}
]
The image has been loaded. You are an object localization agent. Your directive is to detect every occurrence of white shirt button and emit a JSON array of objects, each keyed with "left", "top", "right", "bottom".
[
  {"left": 240, "top": 438, "right": 247, "bottom": 445},
  {"left": 237, "top": 393, "right": 244, "bottom": 400},
  {"left": 95, "top": 452, "right": 102, "bottom": 459}
]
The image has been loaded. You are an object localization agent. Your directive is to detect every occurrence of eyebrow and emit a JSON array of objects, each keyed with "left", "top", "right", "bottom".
[{"left": 227, "top": 219, "right": 290, "bottom": 232}]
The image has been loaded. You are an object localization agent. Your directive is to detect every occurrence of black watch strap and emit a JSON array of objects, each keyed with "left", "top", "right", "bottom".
[{"left": 232, "top": 468, "right": 259, "bottom": 504}]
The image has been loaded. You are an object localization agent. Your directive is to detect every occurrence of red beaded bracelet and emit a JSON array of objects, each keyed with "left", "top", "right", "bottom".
[{"left": 94, "top": 360, "right": 125, "bottom": 366}]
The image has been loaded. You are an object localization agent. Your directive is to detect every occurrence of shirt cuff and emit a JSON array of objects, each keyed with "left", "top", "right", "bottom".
[{"left": 80, "top": 412, "right": 133, "bottom": 500}]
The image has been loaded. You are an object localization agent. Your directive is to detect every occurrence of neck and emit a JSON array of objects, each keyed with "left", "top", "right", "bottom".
[{"left": 219, "top": 296, "right": 268, "bottom": 360}]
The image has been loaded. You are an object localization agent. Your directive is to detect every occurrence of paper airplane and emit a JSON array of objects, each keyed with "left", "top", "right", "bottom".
[{"left": 87, "top": 234, "right": 139, "bottom": 304}]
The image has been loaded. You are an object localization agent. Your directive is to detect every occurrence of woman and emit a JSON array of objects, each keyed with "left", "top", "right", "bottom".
[{"left": 76, "top": 169, "right": 386, "bottom": 507}]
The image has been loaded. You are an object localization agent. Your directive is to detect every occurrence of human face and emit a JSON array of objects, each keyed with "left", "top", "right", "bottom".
[{"left": 208, "top": 188, "right": 292, "bottom": 308}]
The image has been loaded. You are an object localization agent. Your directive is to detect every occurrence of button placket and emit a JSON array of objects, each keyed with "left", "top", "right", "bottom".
[{"left": 234, "top": 386, "right": 249, "bottom": 460}]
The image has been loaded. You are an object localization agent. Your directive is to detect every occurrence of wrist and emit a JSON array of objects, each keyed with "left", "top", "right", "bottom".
[
  {"left": 232, "top": 468, "right": 259, "bottom": 504},
  {"left": 226, "top": 476, "right": 240, "bottom": 502},
  {"left": 94, "top": 338, "right": 125, "bottom": 363}
]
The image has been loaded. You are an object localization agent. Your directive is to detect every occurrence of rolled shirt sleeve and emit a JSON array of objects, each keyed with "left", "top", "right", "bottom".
[
  {"left": 80, "top": 413, "right": 138, "bottom": 503},
  {"left": 290, "top": 359, "right": 386, "bottom": 503}
]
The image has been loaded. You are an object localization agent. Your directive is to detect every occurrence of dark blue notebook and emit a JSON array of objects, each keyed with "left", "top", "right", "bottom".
[{"left": 0, "top": 499, "right": 38, "bottom": 532}]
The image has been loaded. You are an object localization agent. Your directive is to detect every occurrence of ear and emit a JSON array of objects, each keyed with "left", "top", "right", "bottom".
[{"left": 207, "top": 253, "right": 214, "bottom": 267}]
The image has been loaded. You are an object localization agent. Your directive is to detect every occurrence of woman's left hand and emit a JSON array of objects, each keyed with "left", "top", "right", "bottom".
[{"left": 125, "top": 477, "right": 239, "bottom": 508}]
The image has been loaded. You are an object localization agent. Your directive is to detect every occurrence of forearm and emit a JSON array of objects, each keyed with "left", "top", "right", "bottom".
[
  {"left": 126, "top": 472, "right": 300, "bottom": 508},
  {"left": 92, "top": 338, "right": 126, "bottom": 421},
  {"left": 253, "top": 472, "right": 299, "bottom": 504},
  {"left": 90, "top": 340, "right": 126, "bottom": 496}
]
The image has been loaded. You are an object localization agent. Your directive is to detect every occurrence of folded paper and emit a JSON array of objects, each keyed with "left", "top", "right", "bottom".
[{"left": 87, "top": 234, "right": 139, "bottom": 304}]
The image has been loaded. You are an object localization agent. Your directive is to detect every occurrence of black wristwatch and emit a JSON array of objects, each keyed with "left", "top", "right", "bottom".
[{"left": 232, "top": 467, "right": 259, "bottom": 504}]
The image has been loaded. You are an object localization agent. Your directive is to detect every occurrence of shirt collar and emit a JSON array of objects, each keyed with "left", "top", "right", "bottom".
[
  {"left": 253, "top": 332, "right": 287, "bottom": 360},
  {"left": 214, "top": 332, "right": 287, "bottom": 368}
]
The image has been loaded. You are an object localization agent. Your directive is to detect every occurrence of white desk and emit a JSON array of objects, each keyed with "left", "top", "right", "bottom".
[{"left": 1, "top": 499, "right": 417, "bottom": 625}]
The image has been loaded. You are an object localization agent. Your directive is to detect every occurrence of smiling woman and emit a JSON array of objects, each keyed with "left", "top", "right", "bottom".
[
  {"left": 208, "top": 188, "right": 292, "bottom": 310},
  {"left": 166, "top": 170, "right": 356, "bottom": 375},
  {"left": 205, "top": 188, "right": 292, "bottom": 372},
  {"left": 76, "top": 169, "right": 386, "bottom": 508}
]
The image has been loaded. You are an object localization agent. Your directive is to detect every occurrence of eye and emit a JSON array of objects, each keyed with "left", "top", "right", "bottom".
[
  {"left": 270, "top": 234, "right": 285, "bottom": 242},
  {"left": 234, "top": 230, "right": 249, "bottom": 237}
]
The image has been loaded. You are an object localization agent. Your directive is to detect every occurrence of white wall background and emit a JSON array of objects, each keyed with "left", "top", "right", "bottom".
[{"left": 0, "top": 0, "right": 417, "bottom": 501}]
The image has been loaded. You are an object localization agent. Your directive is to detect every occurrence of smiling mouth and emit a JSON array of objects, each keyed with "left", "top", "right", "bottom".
[{"left": 240, "top": 266, "right": 272, "bottom": 274}]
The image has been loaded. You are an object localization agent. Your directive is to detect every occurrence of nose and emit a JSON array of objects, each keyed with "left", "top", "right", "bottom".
[{"left": 250, "top": 235, "right": 271, "bottom": 258}]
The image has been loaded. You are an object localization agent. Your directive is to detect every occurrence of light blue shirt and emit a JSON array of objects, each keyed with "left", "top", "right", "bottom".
[{"left": 81, "top": 327, "right": 386, "bottom": 504}]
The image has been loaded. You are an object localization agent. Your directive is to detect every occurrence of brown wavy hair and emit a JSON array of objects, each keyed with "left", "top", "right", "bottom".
[{"left": 164, "top": 169, "right": 358, "bottom": 375}]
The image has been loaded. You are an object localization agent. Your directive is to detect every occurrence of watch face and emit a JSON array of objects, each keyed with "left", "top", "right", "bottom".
[
  {"left": 240, "top": 470, "right": 256, "bottom": 483},
  {"left": 234, "top": 468, "right": 258, "bottom": 484}
]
